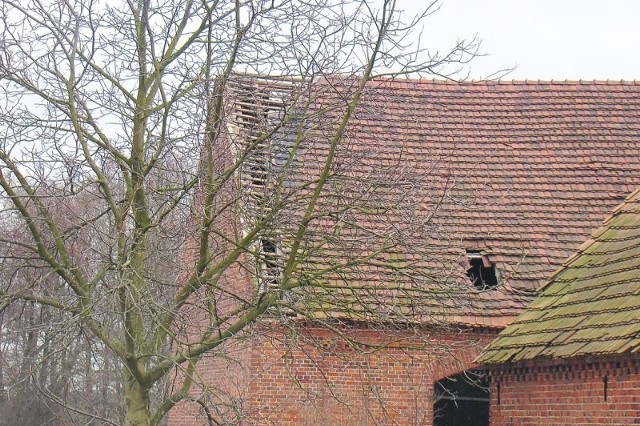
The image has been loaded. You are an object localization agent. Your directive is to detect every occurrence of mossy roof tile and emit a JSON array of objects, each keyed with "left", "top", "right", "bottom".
[{"left": 478, "top": 189, "right": 640, "bottom": 364}]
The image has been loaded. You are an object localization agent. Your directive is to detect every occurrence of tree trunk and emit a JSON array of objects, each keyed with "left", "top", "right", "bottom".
[
  {"left": 0, "top": 319, "right": 5, "bottom": 403},
  {"left": 124, "top": 370, "right": 151, "bottom": 426}
]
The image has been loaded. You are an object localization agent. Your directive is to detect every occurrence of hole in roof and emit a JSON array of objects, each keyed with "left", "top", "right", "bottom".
[
  {"left": 466, "top": 250, "right": 500, "bottom": 290},
  {"left": 259, "top": 238, "right": 280, "bottom": 290}
]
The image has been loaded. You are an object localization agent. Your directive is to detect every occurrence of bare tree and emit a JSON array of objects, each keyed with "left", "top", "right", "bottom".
[{"left": 0, "top": 0, "right": 478, "bottom": 424}]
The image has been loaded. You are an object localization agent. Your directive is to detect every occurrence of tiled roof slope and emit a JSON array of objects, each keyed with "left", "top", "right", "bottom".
[
  {"left": 230, "top": 76, "right": 640, "bottom": 327},
  {"left": 305, "top": 79, "right": 640, "bottom": 327},
  {"left": 477, "top": 188, "right": 640, "bottom": 363}
]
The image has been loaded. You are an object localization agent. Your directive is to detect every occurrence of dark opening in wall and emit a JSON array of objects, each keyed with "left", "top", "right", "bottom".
[
  {"left": 434, "top": 371, "right": 490, "bottom": 426},
  {"left": 466, "top": 250, "right": 500, "bottom": 290}
]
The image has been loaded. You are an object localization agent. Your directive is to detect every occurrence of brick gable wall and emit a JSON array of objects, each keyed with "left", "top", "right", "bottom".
[{"left": 170, "top": 323, "right": 497, "bottom": 425}]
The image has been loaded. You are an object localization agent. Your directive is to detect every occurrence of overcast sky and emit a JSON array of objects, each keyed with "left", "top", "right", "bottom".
[{"left": 403, "top": 0, "right": 640, "bottom": 81}]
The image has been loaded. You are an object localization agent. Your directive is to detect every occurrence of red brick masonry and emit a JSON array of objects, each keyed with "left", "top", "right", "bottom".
[
  {"left": 170, "top": 323, "right": 497, "bottom": 425},
  {"left": 486, "top": 354, "right": 640, "bottom": 425}
]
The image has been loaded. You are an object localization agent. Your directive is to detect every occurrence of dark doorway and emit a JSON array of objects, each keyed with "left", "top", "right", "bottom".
[{"left": 433, "top": 371, "right": 489, "bottom": 426}]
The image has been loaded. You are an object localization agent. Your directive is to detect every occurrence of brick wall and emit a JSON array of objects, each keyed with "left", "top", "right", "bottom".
[
  {"left": 487, "top": 355, "right": 640, "bottom": 425},
  {"left": 168, "top": 337, "right": 254, "bottom": 425},
  {"left": 169, "top": 322, "right": 497, "bottom": 425}
]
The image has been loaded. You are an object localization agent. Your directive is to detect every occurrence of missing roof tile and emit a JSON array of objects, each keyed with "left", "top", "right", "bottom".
[{"left": 466, "top": 250, "right": 500, "bottom": 290}]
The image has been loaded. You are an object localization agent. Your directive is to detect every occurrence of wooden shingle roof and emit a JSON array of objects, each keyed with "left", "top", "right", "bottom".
[{"left": 477, "top": 189, "right": 640, "bottom": 363}]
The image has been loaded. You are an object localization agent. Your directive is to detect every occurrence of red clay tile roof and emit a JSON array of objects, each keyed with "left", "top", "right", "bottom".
[
  {"left": 477, "top": 188, "right": 640, "bottom": 363},
  {"left": 228, "top": 75, "right": 640, "bottom": 328}
]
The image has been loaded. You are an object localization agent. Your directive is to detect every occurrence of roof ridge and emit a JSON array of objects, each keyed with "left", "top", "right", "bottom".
[
  {"left": 370, "top": 76, "right": 640, "bottom": 85},
  {"left": 228, "top": 72, "right": 640, "bottom": 86}
]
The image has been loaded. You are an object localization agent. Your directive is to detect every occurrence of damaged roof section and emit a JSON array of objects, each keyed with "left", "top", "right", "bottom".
[
  {"left": 478, "top": 189, "right": 640, "bottom": 363},
  {"left": 225, "top": 75, "right": 640, "bottom": 328}
]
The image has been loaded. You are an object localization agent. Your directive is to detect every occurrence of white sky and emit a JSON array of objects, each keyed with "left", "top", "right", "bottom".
[{"left": 403, "top": 0, "right": 640, "bottom": 81}]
